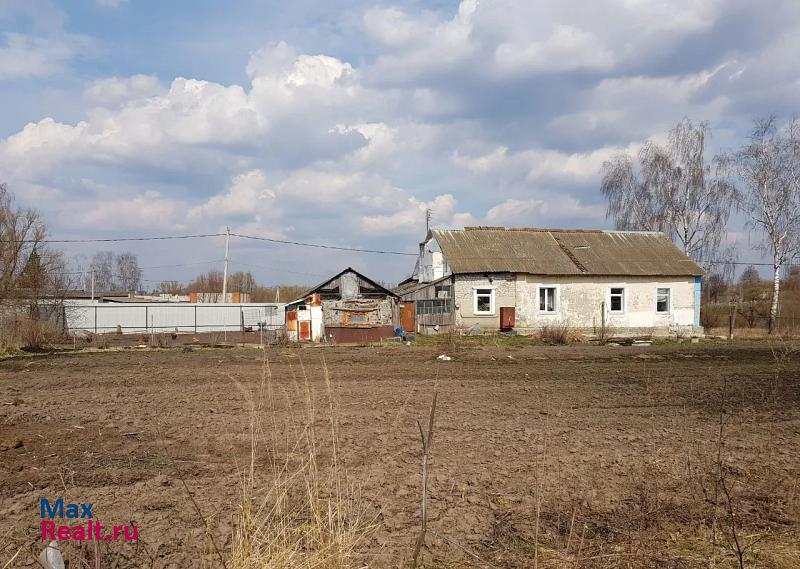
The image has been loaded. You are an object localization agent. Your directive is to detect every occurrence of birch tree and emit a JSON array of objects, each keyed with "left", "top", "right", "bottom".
[
  {"left": 115, "top": 252, "right": 142, "bottom": 292},
  {"left": 89, "top": 251, "right": 116, "bottom": 292},
  {"left": 600, "top": 118, "right": 734, "bottom": 267},
  {"left": 732, "top": 116, "right": 800, "bottom": 333}
]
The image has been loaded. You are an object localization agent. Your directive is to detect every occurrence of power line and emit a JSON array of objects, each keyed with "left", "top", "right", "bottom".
[
  {"left": 3, "top": 231, "right": 417, "bottom": 256},
  {"left": 24, "top": 233, "right": 226, "bottom": 243},
  {"left": 229, "top": 259, "right": 328, "bottom": 278},
  {"left": 140, "top": 259, "right": 225, "bottom": 270},
  {"left": 230, "top": 232, "right": 417, "bottom": 256}
]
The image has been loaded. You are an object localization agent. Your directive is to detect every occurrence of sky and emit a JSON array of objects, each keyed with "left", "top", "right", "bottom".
[{"left": 1, "top": 0, "right": 799, "bottom": 288}]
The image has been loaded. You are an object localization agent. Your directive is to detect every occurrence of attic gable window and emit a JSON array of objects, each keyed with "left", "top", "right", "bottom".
[{"left": 473, "top": 288, "right": 495, "bottom": 315}]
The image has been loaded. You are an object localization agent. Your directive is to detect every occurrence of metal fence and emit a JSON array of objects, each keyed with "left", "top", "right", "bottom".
[{"left": 64, "top": 301, "right": 285, "bottom": 334}]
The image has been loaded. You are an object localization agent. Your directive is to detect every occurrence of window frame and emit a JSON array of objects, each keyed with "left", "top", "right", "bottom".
[
  {"left": 656, "top": 287, "right": 671, "bottom": 314},
  {"left": 608, "top": 286, "right": 626, "bottom": 314},
  {"left": 472, "top": 287, "right": 496, "bottom": 316},
  {"left": 537, "top": 285, "right": 559, "bottom": 315}
]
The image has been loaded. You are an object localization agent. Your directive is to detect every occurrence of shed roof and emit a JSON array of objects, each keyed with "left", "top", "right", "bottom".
[
  {"left": 286, "top": 267, "right": 398, "bottom": 307},
  {"left": 431, "top": 227, "right": 703, "bottom": 277}
]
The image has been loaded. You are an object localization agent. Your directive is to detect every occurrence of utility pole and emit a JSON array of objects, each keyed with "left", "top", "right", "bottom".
[
  {"left": 222, "top": 226, "right": 230, "bottom": 303},
  {"left": 91, "top": 270, "right": 95, "bottom": 301}
]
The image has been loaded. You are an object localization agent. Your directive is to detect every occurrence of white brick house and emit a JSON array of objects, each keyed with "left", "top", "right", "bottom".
[{"left": 396, "top": 227, "right": 703, "bottom": 337}]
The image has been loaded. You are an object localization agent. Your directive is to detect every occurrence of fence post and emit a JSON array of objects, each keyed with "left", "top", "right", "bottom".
[
  {"left": 240, "top": 305, "right": 244, "bottom": 334},
  {"left": 194, "top": 305, "right": 197, "bottom": 334},
  {"left": 94, "top": 305, "right": 97, "bottom": 334},
  {"left": 145, "top": 306, "right": 149, "bottom": 332},
  {"left": 601, "top": 300, "right": 606, "bottom": 339}
]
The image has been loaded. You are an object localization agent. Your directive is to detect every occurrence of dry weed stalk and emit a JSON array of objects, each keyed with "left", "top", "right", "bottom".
[
  {"left": 229, "top": 352, "right": 374, "bottom": 569},
  {"left": 411, "top": 391, "right": 437, "bottom": 568}
]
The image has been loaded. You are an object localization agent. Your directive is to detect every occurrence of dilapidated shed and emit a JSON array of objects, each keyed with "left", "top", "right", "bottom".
[{"left": 285, "top": 267, "right": 400, "bottom": 343}]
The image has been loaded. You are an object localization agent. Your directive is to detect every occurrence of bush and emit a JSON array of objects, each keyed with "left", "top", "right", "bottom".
[
  {"left": 0, "top": 317, "right": 62, "bottom": 352},
  {"left": 538, "top": 322, "right": 575, "bottom": 345}
]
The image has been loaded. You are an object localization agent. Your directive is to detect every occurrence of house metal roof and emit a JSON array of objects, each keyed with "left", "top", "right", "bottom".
[{"left": 431, "top": 227, "right": 703, "bottom": 277}]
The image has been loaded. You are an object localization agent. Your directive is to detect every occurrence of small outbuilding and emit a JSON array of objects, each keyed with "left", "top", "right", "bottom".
[{"left": 285, "top": 267, "right": 400, "bottom": 343}]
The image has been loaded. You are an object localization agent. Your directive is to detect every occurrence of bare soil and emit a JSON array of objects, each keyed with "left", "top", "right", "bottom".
[{"left": 1, "top": 341, "right": 799, "bottom": 568}]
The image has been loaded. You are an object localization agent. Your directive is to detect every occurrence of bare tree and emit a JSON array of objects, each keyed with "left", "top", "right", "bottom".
[
  {"left": 90, "top": 251, "right": 116, "bottom": 292},
  {"left": 116, "top": 252, "right": 142, "bottom": 292},
  {"left": 228, "top": 271, "right": 256, "bottom": 294},
  {"left": 601, "top": 118, "right": 734, "bottom": 267},
  {"left": 731, "top": 116, "right": 800, "bottom": 333},
  {"left": 187, "top": 270, "right": 225, "bottom": 293},
  {"left": 0, "top": 184, "right": 73, "bottom": 340},
  {"left": 158, "top": 280, "right": 185, "bottom": 295},
  {"left": 0, "top": 184, "right": 47, "bottom": 302}
]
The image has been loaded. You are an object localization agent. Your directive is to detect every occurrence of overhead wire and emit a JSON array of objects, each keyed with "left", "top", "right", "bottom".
[{"left": 3, "top": 231, "right": 418, "bottom": 255}]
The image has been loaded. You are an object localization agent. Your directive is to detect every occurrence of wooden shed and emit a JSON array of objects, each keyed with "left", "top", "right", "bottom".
[{"left": 285, "top": 267, "right": 400, "bottom": 343}]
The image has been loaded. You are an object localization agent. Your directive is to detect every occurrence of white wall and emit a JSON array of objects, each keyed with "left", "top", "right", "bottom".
[
  {"left": 64, "top": 301, "right": 285, "bottom": 333},
  {"left": 451, "top": 274, "right": 698, "bottom": 334},
  {"left": 418, "top": 237, "right": 450, "bottom": 283}
]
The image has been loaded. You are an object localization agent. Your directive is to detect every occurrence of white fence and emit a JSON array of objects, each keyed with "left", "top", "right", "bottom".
[{"left": 64, "top": 301, "right": 285, "bottom": 334}]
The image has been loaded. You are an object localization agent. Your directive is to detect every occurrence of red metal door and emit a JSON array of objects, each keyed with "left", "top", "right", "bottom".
[
  {"left": 299, "top": 320, "right": 311, "bottom": 341},
  {"left": 500, "top": 307, "right": 515, "bottom": 329},
  {"left": 399, "top": 302, "right": 415, "bottom": 332}
]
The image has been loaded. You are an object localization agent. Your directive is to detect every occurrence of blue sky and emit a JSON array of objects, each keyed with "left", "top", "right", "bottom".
[{"left": 2, "top": 0, "right": 799, "bottom": 287}]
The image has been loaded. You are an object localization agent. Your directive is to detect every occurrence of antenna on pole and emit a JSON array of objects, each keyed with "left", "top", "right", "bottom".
[
  {"left": 222, "top": 226, "right": 230, "bottom": 303},
  {"left": 425, "top": 208, "right": 432, "bottom": 233}
]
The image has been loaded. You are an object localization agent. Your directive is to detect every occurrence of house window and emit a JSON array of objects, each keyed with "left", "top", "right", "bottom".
[
  {"left": 539, "top": 287, "right": 557, "bottom": 313},
  {"left": 656, "top": 288, "right": 670, "bottom": 313},
  {"left": 417, "top": 299, "right": 454, "bottom": 315},
  {"left": 474, "top": 288, "right": 495, "bottom": 315},
  {"left": 609, "top": 287, "right": 625, "bottom": 313}
]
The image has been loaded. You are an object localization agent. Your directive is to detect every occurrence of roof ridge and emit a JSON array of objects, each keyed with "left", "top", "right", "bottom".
[{"left": 461, "top": 226, "right": 604, "bottom": 233}]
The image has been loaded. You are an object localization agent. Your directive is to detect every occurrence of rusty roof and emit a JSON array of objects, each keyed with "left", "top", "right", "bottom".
[{"left": 431, "top": 228, "right": 703, "bottom": 277}]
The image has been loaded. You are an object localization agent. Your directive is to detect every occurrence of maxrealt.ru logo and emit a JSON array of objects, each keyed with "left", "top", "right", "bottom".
[{"left": 40, "top": 499, "right": 139, "bottom": 542}]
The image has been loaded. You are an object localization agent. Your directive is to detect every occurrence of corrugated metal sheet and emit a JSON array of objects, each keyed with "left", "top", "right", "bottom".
[
  {"left": 432, "top": 228, "right": 703, "bottom": 277},
  {"left": 326, "top": 325, "right": 396, "bottom": 343},
  {"left": 64, "top": 301, "right": 286, "bottom": 333}
]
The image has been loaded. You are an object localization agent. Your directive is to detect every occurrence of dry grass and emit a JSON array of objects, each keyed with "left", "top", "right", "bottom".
[
  {"left": 537, "top": 322, "right": 577, "bottom": 345},
  {"left": 0, "top": 317, "right": 62, "bottom": 352},
  {"left": 228, "top": 353, "right": 375, "bottom": 569}
]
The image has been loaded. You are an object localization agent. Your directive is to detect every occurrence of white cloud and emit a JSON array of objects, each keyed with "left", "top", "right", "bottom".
[
  {"left": 0, "top": 32, "right": 89, "bottom": 79},
  {"left": 486, "top": 197, "right": 605, "bottom": 226},
  {"left": 84, "top": 75, "right": 165, "bottom": 107},
  {"left": 452, "top": 144, "right": 634, "bottom": 185},
  {"left": 96, "top": 0, "right": 127, "bottom": 6},
  {"left": 64, "top": 191, "right": 185, "bottom": 230},
  {"left": 1, "top": 77, "right": 259, "bottom": 178},
  {"left": 494, "top": 25, "right": 615, "bottom": 75},
  {"left": 191, "top": 170, "right": 276, "bottom": 220},
  {"left": 361, "top": 194, "right": 477, "bottom": 235}
]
